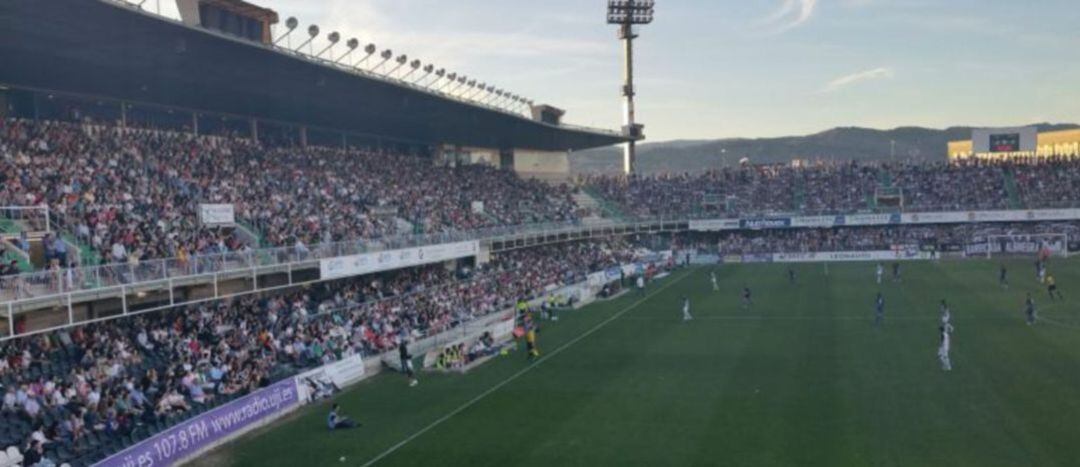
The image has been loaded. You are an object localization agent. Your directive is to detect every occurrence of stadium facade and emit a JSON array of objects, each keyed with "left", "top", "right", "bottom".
[{"left": 948, "top": 128, "right": 1080, "bottom": 160}]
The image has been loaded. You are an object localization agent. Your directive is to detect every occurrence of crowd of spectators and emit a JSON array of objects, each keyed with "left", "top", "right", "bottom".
[
  {"left": 583, "top": 158, "right": 1080, "bottom": 218},
  {"left": 0, "top": 119, "right": 581, "bottom": 269},
  {"left": 0, "top": 238, "right": 642, "bottom": 465},
  {"left": 1012, "top": 157, "right": 1080, "bottom": 209}
]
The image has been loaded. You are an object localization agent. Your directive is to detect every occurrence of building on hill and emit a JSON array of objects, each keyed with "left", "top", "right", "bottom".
[{"left": 949, "top": 128, "right": 1080, "bottom": 160}]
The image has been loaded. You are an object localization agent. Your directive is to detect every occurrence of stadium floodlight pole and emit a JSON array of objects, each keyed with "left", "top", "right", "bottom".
[
  {"left": 607, "top": 0, "right": 654, "bottom": 174},
  {"left": 456, "top": 79, "right": 475, "bottom": 97},
  {"left": 414, "top": 64, "right": 435, "bottom": 85},
  {"left": 423, "top": 68, "right": 444, "bottom": 87},
  {"left": 438, "top": 73, "right": 458, "bottom": 92},
  {"left": 465, "top": 82, "right": 487, "bottom": 100},
  {"left": 371, "top": 49, "right": 393, "bottom": 73},
  {"left": 479, "top": 87, "right": 498, "bottom": 105},
  {"left": 273, "top": 17, "right": 299, "bottom": 46},
  {"left": 488, "top": 89, "right": 507, "bottom": 106},
  {"left": 385, "top": 54, "right": 408, "bottom": 78},
  {"left": 487, "top": 89, "right": 505, "bottom": 106},
  {"left": 294, "top": 25, "right": 320, "bottom": 55},
  {"left": 336, "top": 38, "right": 360, "bottom": 64},
  {"left": 444, "top": 74, "right": 463, "bottom": 94},
  {"left": 478, "top": 86, "right": 496, "bottom": 104},
  {"left": 458, "top": 81, "right": 476, "bottom": 99},
  {"left": 315, "top": 31, "right": 340, "bottom": 58},
  {"left": 452, "top": 77, "right": 470, "bottom": 95},
  {"left": 353, "top": 44, "right": 378, "bottom": 70},
  {"left": 401, "top": 60, "right": 422, "bottom": 81}
]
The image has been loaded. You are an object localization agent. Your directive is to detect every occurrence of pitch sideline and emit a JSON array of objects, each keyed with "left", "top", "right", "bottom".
[{"left": 360, "top": 268, "right": 693, "bottom": 466}]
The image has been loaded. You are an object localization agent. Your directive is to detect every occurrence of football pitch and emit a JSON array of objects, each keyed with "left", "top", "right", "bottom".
[{"left": 202, "top": 258, "right": 1080, "bottom": 467}]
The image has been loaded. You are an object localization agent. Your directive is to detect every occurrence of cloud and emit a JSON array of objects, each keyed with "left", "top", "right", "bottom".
[
  {"left": 820, "top": 67, "right": 895, "bottom": 93},
  {"left": 760, "top": 0, "right": 819, "bottom": 33}
]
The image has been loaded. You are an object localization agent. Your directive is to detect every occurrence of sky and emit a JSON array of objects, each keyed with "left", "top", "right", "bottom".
[{"left": 150, "top": 0, "right": 1080, "bottom": 142}]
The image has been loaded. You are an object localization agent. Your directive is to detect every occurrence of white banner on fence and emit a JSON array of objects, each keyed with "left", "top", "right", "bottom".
[
  {"left": 790, "top": 215, "right": 839, "bottom": 228},
  {"left": 689, "top": 219, "right": 740, "bottom": 231},
  {"left": 198, "top": 204, "right": 236, "bottom": 226},
  {"left": 293, "top": 354, "right": 366, "bottom": 403},
  {"left": 320, "top": 240, "right": 479, "bottom": 280},
  {"left": 772, "top": 249, "right": 931, "bottom": 263},
  {"left": 690, "top": 208, "right": 1080, "bottom": 233}
]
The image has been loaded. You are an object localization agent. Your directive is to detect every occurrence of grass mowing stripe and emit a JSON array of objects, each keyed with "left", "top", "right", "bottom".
[{"left": 359, "top": 269, "right": 692, "bottom": 467}]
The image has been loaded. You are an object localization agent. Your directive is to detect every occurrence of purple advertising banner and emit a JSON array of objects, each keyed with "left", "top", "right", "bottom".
[{"left": 96, "top": 378, "right": 300, "bottom": 467}]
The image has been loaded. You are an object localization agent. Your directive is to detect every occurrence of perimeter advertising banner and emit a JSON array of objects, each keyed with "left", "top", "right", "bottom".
[
  {"left": 772, "top": 249, "right": 931, "bottom": 263},
  {"left": 97, "top": 378, "right": 300, "bottom": 467},
  {"left": 321, "top": 240, "right": 479, "bottom": 280},
  {"left": 688, "top": 209, "right": 1080, "bottom": 233}
]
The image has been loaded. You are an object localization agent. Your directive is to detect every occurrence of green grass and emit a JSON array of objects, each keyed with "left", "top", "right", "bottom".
[{"left": 204, "top": 258, "right": 1080, "bottom": 467}]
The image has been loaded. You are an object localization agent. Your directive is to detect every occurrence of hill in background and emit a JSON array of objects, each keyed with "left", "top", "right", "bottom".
[{"left": 571, "top": 123, "right": 1080, "bottom": 174}]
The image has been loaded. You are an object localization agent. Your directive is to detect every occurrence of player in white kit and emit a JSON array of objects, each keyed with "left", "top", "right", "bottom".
[
  {"left": 938, "top": 321, "right": 954, "bottom": 371},
  {"left": 681, "top": 296, "right": 693, "bottom": 322},
  {"left": 710, "top": 271, "right": 719, "bottom": 292},
  {"left": 876, "top": 263, "right": 884, "bottom": 285}
]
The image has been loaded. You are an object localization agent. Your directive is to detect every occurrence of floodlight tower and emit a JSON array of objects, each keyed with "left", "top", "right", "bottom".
[{"left": 607, "top": 0, "right": 654, "bottom": 174}]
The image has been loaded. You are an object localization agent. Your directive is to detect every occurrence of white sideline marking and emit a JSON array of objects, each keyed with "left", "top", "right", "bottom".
[
  {"left": 360, "top": 270, "right": 691, "bottom": 466},
  {"left": 622, "top": 315, "right": 1008, "bottom": 322},
  {"left": 1035, "top": 314, "right": 1080, "bottom": 331}
]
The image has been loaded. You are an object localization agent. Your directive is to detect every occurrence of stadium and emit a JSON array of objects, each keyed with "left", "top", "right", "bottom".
[{"left": 0, "top": 1, "right": 1078, "bottom": 466}]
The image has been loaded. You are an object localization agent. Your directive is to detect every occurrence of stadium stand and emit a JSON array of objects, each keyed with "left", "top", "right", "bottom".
[
  {"left": 581, "top": 158, "right": 1080, "bottom": 218},
  {"left": 0, "top": 119, "right": 582, "bottom": 269},
  {"left": 0, "top": 239, "right": 642, "bottom": 466}
]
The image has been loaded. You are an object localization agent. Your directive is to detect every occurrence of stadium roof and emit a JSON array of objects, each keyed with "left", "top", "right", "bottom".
[{"left": 0, "top": 0, "right": 629, "bottom": 151}]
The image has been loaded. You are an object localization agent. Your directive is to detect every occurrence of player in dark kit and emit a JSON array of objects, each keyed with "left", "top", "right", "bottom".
[
  {"left": 788, "top": 267, "right": 797, "bottom": 285},
  {"left": 874, "top": 293, "right": 885, "bottom": 328},
  {"left": 399, "top": 340, "right": 419, "bottom": 387},
  {"left": 999, "top": 264, "right": 1008, "bottom": 289},
  {"left": 892, "top": 262, "right": 901, "bottom": 283},
  {"left": 742, "top": 286, "right": 753, "bottom": 310},
  {"left": 1024, "top": 293, "right": 1037, "bottom": 325}
]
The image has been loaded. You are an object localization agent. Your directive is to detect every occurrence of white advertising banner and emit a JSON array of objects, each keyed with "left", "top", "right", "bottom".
[
  {"left": 790, "top": 215, "right": 839, "bottom": 228},
  {"left": 320, "top": 240, "right": 479, "bottom": 280},
  {"left": 901, "top": 211, "right": 967, "bottom": 224},
  {"left": 690, "top": 208, "right": 1080, "bottom": 233},
  {"left": 198, "top": 204, "right": 236, "bottom": 226},
  {"left": 689, "top": 219, "right": 740, "bottom": 231},
  {"left": 843, "top": 213, "right": 897, "bottom": 226},
  {"left": 293, "top": 354, "right": 365, "bottom": 403},
  {"left": 773, "top": 250, "right": 931, "bottom": 263}
]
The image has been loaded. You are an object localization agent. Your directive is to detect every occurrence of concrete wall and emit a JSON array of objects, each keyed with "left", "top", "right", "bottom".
[{"left": 512, "top": 149, "right": 570, "bottom": 181}]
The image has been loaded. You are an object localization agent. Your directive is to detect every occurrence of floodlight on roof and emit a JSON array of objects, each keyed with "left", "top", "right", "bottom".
[
  {"left": 353, "top": 43, "right": 378, "bottom": 69},
  {"left": 315, "top": 31, "right": 341, "bottom": 58},
  {"left": 273, "top": 17, "right": 300, "bottom": 45},
  {"left": 401, "top": 59, "right": 423, "bottom": 80},
  {"left": 294, "top": 24, "right": 320, "bottom": 53},
  {"left": 336, "top": 38, "right": 360, "bottom": 64}
]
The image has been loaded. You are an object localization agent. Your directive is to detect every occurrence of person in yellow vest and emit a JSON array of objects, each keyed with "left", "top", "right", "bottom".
[
  {"left": 525, "top": 325, "right": 539, "bottom": 361},
  {"left": 1047, "top": 275, "right": 1063, "bottom": 301}
]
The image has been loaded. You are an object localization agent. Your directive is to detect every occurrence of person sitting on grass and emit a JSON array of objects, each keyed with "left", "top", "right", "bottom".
[{"left": 327, "top": 403, "right": 358, "bottom": 430}]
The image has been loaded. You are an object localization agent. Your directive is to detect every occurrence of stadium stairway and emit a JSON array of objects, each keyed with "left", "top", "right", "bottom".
[
  {"left": 572, "top": 190, "right": 607, "bottom": 222},
  {"left": 793, "top": 174, "right": 807, "bottom": 211},
  {"left": 234, "top": 221, "right": 265, "bottom": 248},
  {"left": 579, "top": 187, "right": 627, "bottom": 220},
  {"left": 1002, "top": 168, "right": 1023, "bottom": 209}
]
